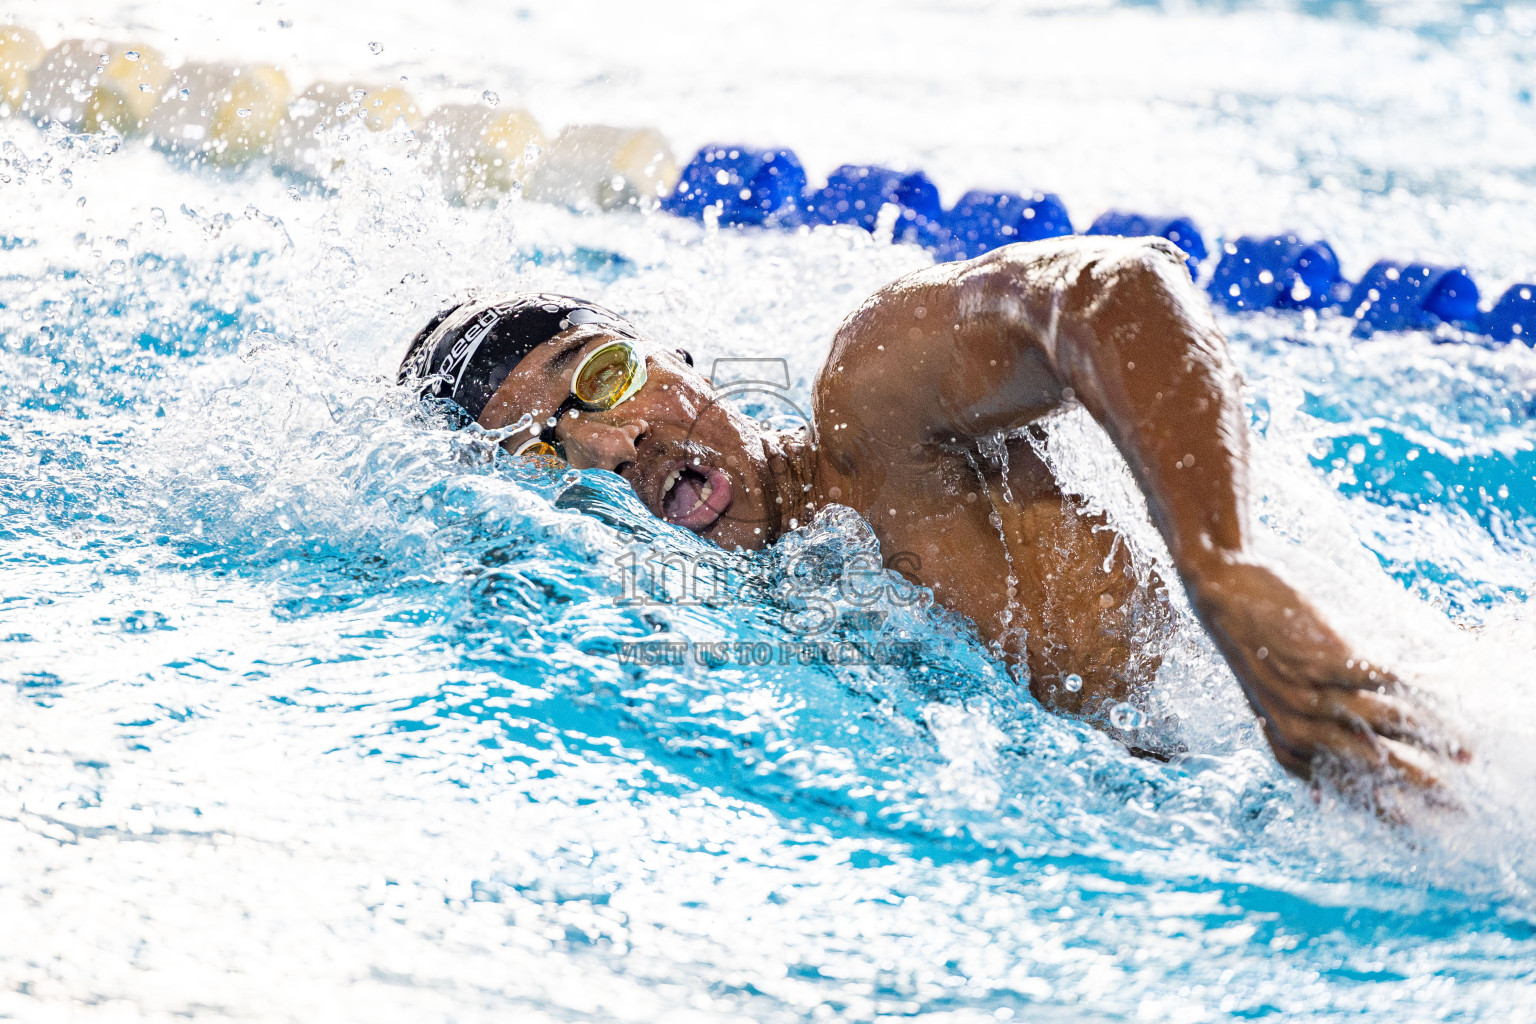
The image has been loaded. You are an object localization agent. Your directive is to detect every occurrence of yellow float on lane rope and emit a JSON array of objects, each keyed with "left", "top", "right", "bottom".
[
  {"left": 273, "top": 80, "right": 421, "bottom": 175},
  {"left": 0, "top": 25, "right": 44, "bottom": 111},
  {"left": 21, "top": 39, "right": 169, "bottom": 134},
  {"left": 423, "top": 103, "right": 547, "bottom": 201},
  {"left": 355, "top": 83, "right": 419, "bottom": 133},
  {"left": 527, "top": 125, "right": 680, "bottom": 211},
  {"left": 148, "top": 62, "right": 291, "bottom": 164},
  {"left": 1, "top": 23, "right": 678, "bottom": 221}
]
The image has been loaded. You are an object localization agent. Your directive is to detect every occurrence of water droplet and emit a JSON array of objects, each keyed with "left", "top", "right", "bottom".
[
  {"left": 1064, "top": 673, "right": 1083, "bottom": 692},
  {"left": 1109, "top": 703, "right": 1145, "bottom": 731},
  {"left": 368, "top": 41, "right": 384, "bottom": 55},
  {"left": 124, "top": 50, "right": 141, "bottom": 61},
  {"left": 482, "top": 90, "right": 499, "bottom": 106},
  {"left": 562, "top": 470, "right": 581, "bottom": 486},
  {"left": 139, "top": 83, "right": 153, "bottom": 93},
  {"left": 237, "top": 107, "right": 252, "bottom": 118}
]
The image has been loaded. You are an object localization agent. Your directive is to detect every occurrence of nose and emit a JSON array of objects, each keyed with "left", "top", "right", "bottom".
[{"left": 558, "top": 413, "right": 648, "bottom": 473}]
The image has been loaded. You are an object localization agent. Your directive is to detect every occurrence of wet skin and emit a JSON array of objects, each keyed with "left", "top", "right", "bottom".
[{"left": 476, "top": 236, "right": 1468, "bottom": 808}]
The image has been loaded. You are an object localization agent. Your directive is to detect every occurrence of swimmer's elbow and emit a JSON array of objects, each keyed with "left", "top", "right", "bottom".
[
  {"left": 1074, "top": 239, "right": 1215, "bottom": 339},
  {"left": 1042, "top": 240, "right": 1229, "bottom": 408},
  {"left": 1099, "top": 239, "right": 1195, "bottom": 302},
  {"left": 983, "top": 236, "right": 1198, "bottom": 329},
  {"left": 1130, "top": 236, "right": 1191, "bottom": 272}
]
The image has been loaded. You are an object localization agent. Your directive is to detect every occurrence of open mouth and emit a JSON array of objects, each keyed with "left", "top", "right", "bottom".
[{"left": 659, "top": 462, "right": 734, "bottom": 532}]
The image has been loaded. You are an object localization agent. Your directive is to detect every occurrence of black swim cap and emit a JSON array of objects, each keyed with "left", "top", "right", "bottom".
[{"left": 397, "top": 293, "right": 639, "bottom": 420}]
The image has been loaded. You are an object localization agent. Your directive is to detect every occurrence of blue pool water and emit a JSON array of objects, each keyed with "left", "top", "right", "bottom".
[{"left": 4, "top": 1, "right": 1536, "bottom": 1020}]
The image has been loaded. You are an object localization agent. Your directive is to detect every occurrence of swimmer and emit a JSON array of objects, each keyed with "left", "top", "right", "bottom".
[{"left": 399, "top": 236, "right": 1468, "bottom": 810}]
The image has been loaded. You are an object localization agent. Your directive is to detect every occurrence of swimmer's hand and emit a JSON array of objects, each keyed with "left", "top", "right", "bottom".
[{"left": 1188, "top": 558, "right": 1470, "bottom": 813}]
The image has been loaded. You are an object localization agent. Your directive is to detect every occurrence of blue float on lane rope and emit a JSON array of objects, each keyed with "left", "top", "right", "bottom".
[
  {"left": 656, "top": 150, "right": 1518, "bottom": 344},
  {"left": 663, "top": 145, "right": 808, "bottom": 226},
  {"left": 886, "top": 173, "right": 945, "bottom": 249},
  {"left": 1346, "top": 261, "right": 1480, "bottom": 336},
  {"left": 801, "top": 165, "right": 948, "bottom": 250},
  {"left": 1480, "top": 284, "right": 1536, "bottom": 345},
  {"left": 803, "top": 164, "right": 898, "bottom": 230},
  {"left": 1086, "top": 211, "right": 1208, "bottom": 276},
  {"left": 1208, "top": 235, "right": 1343, "bottom": 312},
  {"left": 938, "top": 190, "right": 1073, "bottom": 262}
]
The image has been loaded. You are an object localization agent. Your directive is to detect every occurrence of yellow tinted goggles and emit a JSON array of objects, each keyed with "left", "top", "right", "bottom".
[{"left": 510, "top": 339, "right": 649, "bottom": 464}]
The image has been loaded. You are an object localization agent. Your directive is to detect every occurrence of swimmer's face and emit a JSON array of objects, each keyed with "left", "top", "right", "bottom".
[{"left": 478, "top": 326, "right": 782, "bottom": 549}]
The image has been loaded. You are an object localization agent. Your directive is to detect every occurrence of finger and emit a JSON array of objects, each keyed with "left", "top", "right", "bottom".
[
  {"left": 1260, "top": 641, "right": 1404, "bottom": 696},
  {"left": 1259, "top": 701, "right": 1456, "bottom": 812},
  {"left": 1233, "top": 651, "right": 1469, "bottom": 791},
  {"left": 1327, "top": 688, "right": 1425, "bottom": 735},
  {"left": 1235, "top": 655, "right": 1379, "bottom": 737},
  {"left": 1238, "top": 652, "right": 1471, "bottom": 764},
  {"left": 1309, "top": 721, "right": 1449, "bottom": 795},
  {"left": 1257, "top": 715, "right": 1315, "bottom": 780},
  {"left": 1291, "top": 716, "right": 1390, "bottom": 769},
  {"left": 1316, "top": 689, "right": 1470, "bottom": 761},
  {"left": 1238, "top": 666, "right": 1348, "bottom": 774},
  {"left": 1376, "top": 736, "right": 1448, "bottom": 791},
  {"left": 1341, "top": 737, "right": 1459, "bottom": 824},
  {"left": 1363, "top": 782, "right": 1415, "bottom": 827},
  {"left": 1264, "top": 699, "right": 1463, "bottom": 811},
  {"left": 1256, "top": 702, "right": 1422, "bottom": 783},
  {"left": 1247, "top": 686, "right": 1366, "bottom": 773},
  {"left": 1336, "top": 656, "right": 1402, "bottom": 693}
]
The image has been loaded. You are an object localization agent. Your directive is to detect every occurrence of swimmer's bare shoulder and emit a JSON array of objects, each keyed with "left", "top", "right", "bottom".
[{"left": 812, "top": 236, "right": 1470, "bottom": 811}]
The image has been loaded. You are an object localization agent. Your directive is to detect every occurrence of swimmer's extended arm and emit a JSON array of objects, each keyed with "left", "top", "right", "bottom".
[{"left": 821, "top": 236, "right": 1465, "bottom": 805}]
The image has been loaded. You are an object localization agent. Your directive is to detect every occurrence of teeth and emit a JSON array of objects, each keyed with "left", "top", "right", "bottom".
[
  {"left": 661, "top": 468, "right": 721, "bottom": 519},
  {"left": 686, "top": 482, "right": 713, "bottom": 515},
  {"left": 681, "top": 485, "right": 709, "bottom": 515}
]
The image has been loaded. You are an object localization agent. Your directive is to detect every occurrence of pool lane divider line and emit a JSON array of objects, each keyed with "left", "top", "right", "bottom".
[{"left": 2, "top": 24, "right": 1532, "bottom": 347}]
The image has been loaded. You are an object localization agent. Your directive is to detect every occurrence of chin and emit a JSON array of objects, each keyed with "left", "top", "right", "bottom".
[{"left": 708, "top": 519, "right": 773, "bottom": 550}]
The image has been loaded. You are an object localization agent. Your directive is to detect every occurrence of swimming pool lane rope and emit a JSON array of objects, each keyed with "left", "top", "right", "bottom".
[{"left": 2, "top": 24, "right": 1532, "bottom": 346}]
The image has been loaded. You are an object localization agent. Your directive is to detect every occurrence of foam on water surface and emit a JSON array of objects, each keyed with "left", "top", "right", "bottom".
[{"left": 4, "top": 2, "right": 1536, "bottom": 1021}]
